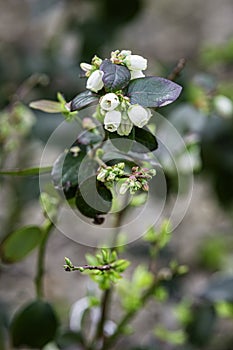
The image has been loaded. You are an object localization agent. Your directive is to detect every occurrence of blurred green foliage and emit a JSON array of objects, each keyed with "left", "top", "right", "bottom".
[{"left": 0, "top": 2, "right": 233, "bottom": 350}]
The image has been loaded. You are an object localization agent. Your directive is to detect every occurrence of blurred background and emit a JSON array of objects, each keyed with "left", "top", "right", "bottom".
[{"left": 0, "top": 0, "right": 233, "bottom": 349}]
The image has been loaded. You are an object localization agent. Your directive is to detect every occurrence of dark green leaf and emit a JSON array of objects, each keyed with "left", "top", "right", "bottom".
[
  {"left": 51, "top": 149, "right": 86, "bottom": 190},
  {"left": 62, "top": 185, "right": 78, "bottom": 200},
  {"left": 127, "top": 77, "right": 182, "bottom": 107},
  {"left": 0, "top": 226, "right": 42, "bottom": 263},
  {"left": 70, "top": 90, "right": 99, "bottom": 111},
  {"left": 52, "top": 130, "right": 101, "bottom": 194},
  {"left": 107, "top": 128, "right": 135, "bottom": 152},
  {"left": 0, "top": 166, "right": 52, "bottom": 176},
  {"left": 132, "top": 126, "right": 158, "bottom": 153},
  {"left": 75, "top": 176, "right": 112, "bottom": 219},
  {"left": 10, "top": 300, "right": 58, "bottom": 348},
  {"left": 100, "top": 59, "right": 131, "bottom": 92},
  {"left": 185, "top": 303, "right": 216, "bottom": 346},
  {"left": 52, "top": 140, "right": 99, "bottom": 199}
]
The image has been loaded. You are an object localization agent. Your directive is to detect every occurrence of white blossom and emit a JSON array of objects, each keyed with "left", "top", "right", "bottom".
[
  {"left": 117, "top": 111, "right": 133, "bottom": 136},
  {"left": 124, "top": 55, "right": 147, "bottom": 71},
  {"left": 86, "top": 70, "right": 104, "bottom": 93},
  {"left": 104, "top": 110, "right": 121, "bottom": 132},
  {"left": 130, "top": 70, "right": 145, "bottom": 80},
  {"left": 100, "top": 93, "right": 120, "bottom": 111},
  {"left": 117, "top": 121, "right": 133, "bottom": 136},
  {"left": 127, "top": 104, "right": 152, "bottom": 128}
]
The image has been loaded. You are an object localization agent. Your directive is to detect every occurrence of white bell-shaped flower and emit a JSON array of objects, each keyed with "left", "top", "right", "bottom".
[
  {"left": 104, "top": 110, "right": 121, "bottom": 132},
  {"left": 86, "top": 70, "right": 104, "bottom": 93},
  {"left": 124, "top": 55, "right": 147, "bottom": 71},
  {"left": 117, "top": 111, "right": 133, "bottom": 136},
  {"left": 130, "top": 70, "right": 145, "bottom": 80},
  {"left": 128, "top": 104, "right": 152, "bottom": 128},
  {"left": 100, "top": 93, "right": 120, "bottom": 111}
]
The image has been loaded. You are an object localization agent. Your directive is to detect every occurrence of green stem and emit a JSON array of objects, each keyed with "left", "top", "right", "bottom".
[
  {"left": 92, "top": 204, "right": 128, "bottom": 350},
  {"left": 96, "top": 288, "right": 112, "bottom": 340},
  {"left": 35, "top": 220, "right": 54, "bottom": 299}
]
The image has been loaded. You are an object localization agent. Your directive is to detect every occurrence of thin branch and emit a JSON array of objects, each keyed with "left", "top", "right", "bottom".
[
  {"left": 167, "top": 58, "right": 186, "bottom": 81},
  {"left": 95, "top": 288, "right": 112, "bottom": 340},
  {"left": 35, "top": 220, "right": 54, "bottom": 299},
  {"left": 64, "top": 263, "right": 113, "bottom": 272}
]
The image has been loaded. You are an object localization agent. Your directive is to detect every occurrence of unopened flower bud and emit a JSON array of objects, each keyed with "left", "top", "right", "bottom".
[
  {"left": 86, "top": 70, "right": 104, "bottom": 93},
  {"left": 124, "top": 55, "right": 147, "bottom": 71},
  {"left": 91, "top": 55, "right": 102, "bottom": 67},
  {"left": 106, "top": 172, "right": 116, "bottom": 181},
  {"left": 80, "top": 62, "right": 92, "bottom": 72},
  {"left": 117, "top": 121, "right": 133, "bottom": 136},
  {"left": 149, "top": 169, "right": 156, "bottom": 176},
  {"left": 142, "top": 182, "right": 149, "bottom": 192},
  {"left": 97, "top": 168, "right": 108, "bottom": 182},
  {"left": 100, "top": 93, "right": 120, "bottom": 111},
  {"left": 117, "top": 111, "right": 133, "bottom": 136},
  {"left": 119, "top": 182, "right": 129, "bottom": 195},
  {"left": 128, "top": 104, "right": 152, "bottom": 128},
  {"left": 96, "top": 148, "right": 104, "bottom": 159},
  {"left": 82, "top": 117, "right": 96, "bottom": 130},
  {"left": 104, "top": 110, "right": 121, "bottom": 132},
  {"left": 70, "top": 146, "right": 81, "bottom": 157},
  {"left": 117, "top": 162, "right": 125, "bottom": 170},
  {"left": 119, "top": 50, "right": 132, "bottom": 57}
]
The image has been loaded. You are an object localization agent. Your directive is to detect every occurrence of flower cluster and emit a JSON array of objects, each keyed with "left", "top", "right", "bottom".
[
  {"left": 119, "top": 166, "right": 156, "bottom": 195},
  {"left": 97, "top": 162, "right": 156, "bottom": 195},
  {"left": 80, "top": 50, "right": 151, "bottom": 136},
  {"left": 97, "top": 162, "right": 125, "bottom": 188}
]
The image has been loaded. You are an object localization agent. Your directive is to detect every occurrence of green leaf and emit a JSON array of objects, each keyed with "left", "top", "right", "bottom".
[
  {"left": 107, "top": 128, "right": 135, "bottom": 152},
  {"left": 52, "top": 130, "right": 102, "bottom": 196},
  {"left": 77, "top": 130, "right": 103, "bottom": 146},
  {"left": 70, "top": 90, "right": 99, "bottom": 111},
  {"left": 132, "top": 126, "right": 158, "bottom": 153},
  {"left": 40, "top": 192, "right": 60, "bottom": 220},
  {"left": 10, "top": 300, "right": 59, "bottom": 348},
  {"left": 155, "top": 326, "right": 186, "bottom": 345},
  {"left": 75, "top": 176, "right": 112, "bottom": 219},
  {"left": 185, "top": 303, "right": 216, "bottom": 346},
  {"left": 0, "top": 166, "right": 52, "bottom": 176},
  {"left": 0, "top": 226, "right": 42, "bottom": 263},
  {"left": 127, "top": 77, "right": 182, "bottom": 107},
  {"left": 29, "top": 100, "right": 63, "bottom": 113},
  {"left": 100, "top": 59, "right": 131, "bottom": 92}
]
